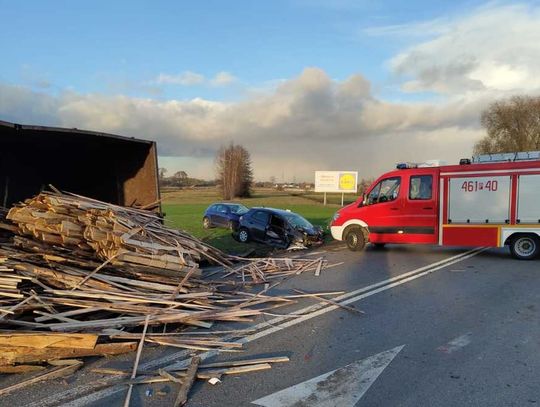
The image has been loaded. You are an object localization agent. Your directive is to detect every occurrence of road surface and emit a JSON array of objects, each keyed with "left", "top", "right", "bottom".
[{"left": 2, "top": 243, "right": 539, "bottom": 406}]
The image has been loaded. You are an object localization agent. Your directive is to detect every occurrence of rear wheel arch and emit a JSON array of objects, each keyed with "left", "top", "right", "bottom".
[
  {"left": 343, "top": 224, "right": 369, "bottom": 251},
  {"left": 338, "top": 220, "right": 368, "bottom": 238},
  {"left": 505, "top": 232, "right": 540, "bottom": 260}
]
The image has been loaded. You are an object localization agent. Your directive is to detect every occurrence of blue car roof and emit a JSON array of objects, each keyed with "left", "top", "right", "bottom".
[
  {"left": 250, "top": 207, "right": 296, "bottom": 216},
  {"left": 211, "top": 202, "right": 247, "bottom": 206}
]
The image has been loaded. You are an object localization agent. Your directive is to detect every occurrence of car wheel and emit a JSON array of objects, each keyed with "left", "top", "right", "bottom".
[
  {"left": 510, "top": 234, "right": 540, "bottom": 260},
  {"left": 345, "top": 227, "right": 367, "bottom": 251},
  {"left": 202, "top": 217, "right": 211, "bottom": 229},
  {"left": 238, "top": 228, "right": 250, "bottom": 243}
]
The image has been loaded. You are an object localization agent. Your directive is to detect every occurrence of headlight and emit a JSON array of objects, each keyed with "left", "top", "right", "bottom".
[{"left": 332, "top": 212, "right": 340, "bottom": 222}]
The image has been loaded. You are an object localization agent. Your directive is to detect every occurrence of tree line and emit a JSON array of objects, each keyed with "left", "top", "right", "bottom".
[
  {"left": 161, "top": 94, "right": 539, "bottom": 199},
  {"left": 475, "top": 95, "right": 540, "bottom": 154},
  {"left": 158, "top": 169, "right": 216, "bottom": 188}
]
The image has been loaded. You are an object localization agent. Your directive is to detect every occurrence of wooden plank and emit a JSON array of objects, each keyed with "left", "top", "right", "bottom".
[
  {"left": 314, "top": 259, "right": 323, "bottom": 277},
  {"left": 123, "top": 315, "right": 150, "bottom": 407},
  {"left": 174, "top": 356, "right": 200, "bottom": 407},
  {"left": 198, "top": 356, "right": 289, "bottom": 369},
  {"left": 196, "top": 363, "right": 272, "bottom": 380},
  {"left": 158, "top": 368, "right": 182, "bottom": 384},
  {"left": 0, "top": 342, "right": 137, "bottom": 366},
  {"left": 70, "top": 254, "right": 118, "bottom": 291},
  {"left": 0, "top": 360, "right": 82, "bottom": 396},
  {"left": 0, "top": 333, "right": 98, "bottom": 349},
  {"left": 169, "top": 266, "right": 198, "bottom": 300},
  {"left": 0, "top": 365, "right": 46, "bottom": 374},
  {"left": 293, "top": 289, "right": 365, "bottom": 315}
]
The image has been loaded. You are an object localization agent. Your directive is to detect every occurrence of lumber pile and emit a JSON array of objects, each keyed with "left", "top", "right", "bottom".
[
  {"left": 6, "top": 191, "right": 231, "bottom": 270},
  {"left": 0, "top": 191, "right": 329, "bottom": 403}
]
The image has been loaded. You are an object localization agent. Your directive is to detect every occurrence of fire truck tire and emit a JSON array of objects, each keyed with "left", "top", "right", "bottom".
[
  {"left": 509, "top": 234, "right": 540, "bottom": 260},
  {"left": 344, "top": 226, "right": 367, "bottom": 251}
]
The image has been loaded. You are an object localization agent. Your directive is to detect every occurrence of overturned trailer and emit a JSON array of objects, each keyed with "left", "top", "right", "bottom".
[{"left": 0, "top": 120, "right": 160, "bottom": 211}]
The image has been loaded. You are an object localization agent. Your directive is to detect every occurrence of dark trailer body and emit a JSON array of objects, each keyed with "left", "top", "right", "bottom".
[{"left": 0, "top": 120, "right": 160, "bottom": 211}]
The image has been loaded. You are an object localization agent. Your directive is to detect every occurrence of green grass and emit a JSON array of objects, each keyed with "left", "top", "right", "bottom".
[{"left": 162, "top": 187, "right": 350, "bottom": 253}]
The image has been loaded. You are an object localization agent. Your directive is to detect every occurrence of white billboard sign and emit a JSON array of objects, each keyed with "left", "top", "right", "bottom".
[{"left": 315, "top": 171, "right": 358, "bottom": 193}]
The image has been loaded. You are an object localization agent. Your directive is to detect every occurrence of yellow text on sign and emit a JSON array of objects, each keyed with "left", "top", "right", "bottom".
[{"left": 339, "top": 173, "right": 356, "bottom": 191}]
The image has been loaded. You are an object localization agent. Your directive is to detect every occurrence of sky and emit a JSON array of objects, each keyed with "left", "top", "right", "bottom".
[{"left": 1, "top": 0, "right": 540, "bottom": 181}]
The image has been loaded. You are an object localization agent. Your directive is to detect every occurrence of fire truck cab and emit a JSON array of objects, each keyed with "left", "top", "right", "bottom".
[{"left": 330, "top": 152, "right": 540, "bottom": 260}]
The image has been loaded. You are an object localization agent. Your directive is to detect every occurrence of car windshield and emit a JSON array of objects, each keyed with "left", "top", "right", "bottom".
[
  {"left": 283, "top": 212, "right": 312, "bottom": 229},
  {"left": 229, "top": 204, "right": 249, "bottom": 214}
]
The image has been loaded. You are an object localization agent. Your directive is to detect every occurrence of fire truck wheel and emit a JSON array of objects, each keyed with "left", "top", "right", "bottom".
[
  {"left": 510, "top": 234, "right": 540, "bottom": 260},
  {"left": 345, "top": 227, "right": 367, "bottom": 251}
]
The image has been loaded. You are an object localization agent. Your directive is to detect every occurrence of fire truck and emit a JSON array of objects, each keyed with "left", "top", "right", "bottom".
[{"left": 330, "top": 152, "right": 540, "bottom": 260}]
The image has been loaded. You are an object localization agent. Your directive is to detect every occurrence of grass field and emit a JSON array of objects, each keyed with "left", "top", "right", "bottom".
[{"left": 162, "top": 187, "right": 357, "bottom": 253}]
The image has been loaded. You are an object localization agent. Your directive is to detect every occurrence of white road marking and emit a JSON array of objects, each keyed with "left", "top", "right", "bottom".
[
  {"left": 437, "top": 333, "right": 472, "bottom": 354},
  {"left": 241, "top": 248, "right": 486, "bottom": 344},
  {"left": 252, "top": 345, "right": 404, "bottom": 407},
  {"left": 37, "top": 248, "right": 483, "bottom": 407}
]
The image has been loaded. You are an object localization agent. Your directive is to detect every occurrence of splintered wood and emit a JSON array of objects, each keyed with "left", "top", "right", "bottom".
[
  {"left": 225, "top": 257, "right": 327, "bottom": 283},
  {"left": 0, "top": 190, "right": 326, "bottom": 392},
  {"left": 6, "top": 191, "right": 231, "bottom": 270}
]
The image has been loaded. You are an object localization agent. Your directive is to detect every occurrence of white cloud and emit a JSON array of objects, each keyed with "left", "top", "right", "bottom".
[
  {"left": 210, "top": 71, "right": 237, "bottom": 87},
  {"left": 4, "top": 4, "right": 540, "bottom": 181},
  {"left": 386, "top": 3, "right": 540, "bottom": 94},
  {"left": 153, "top": 71, "right": 238, "bottom": 87},
  {"left": 0, "top": 67, "right": 487, "bottom": 181},
  {"left": 154, "top": 71, "right": 205, "bottom": 85},
  {"left": 364, "top": 17, "right": 449, "bottom": 38}
]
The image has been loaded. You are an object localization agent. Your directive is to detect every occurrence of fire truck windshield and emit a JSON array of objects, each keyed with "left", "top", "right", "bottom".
[{"left": 367, "top": 177, "right": 401, "bottom": 205}]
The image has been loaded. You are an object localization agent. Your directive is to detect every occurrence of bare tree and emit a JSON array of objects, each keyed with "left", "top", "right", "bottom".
[
  {"left": 159, "top": 167, "right": 167, "bottom": 180},
  {"left": 215, "top": 143, "right": 253, "bottom": 199},
  {"left": 358, "top": 178, "right": 375, "bottom": 195},
  {"left": 173, "top": 171, "right": 188, "bottom": 181},
  {"left": 474, "top": 95, "right": 540, "bottom": 154}
]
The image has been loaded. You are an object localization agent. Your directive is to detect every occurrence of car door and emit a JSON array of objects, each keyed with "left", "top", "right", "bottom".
[
  {"left": 207, "top": 205, "right": 220, "bottom": 224},
  {"left": 248, "top": 210, "right": 270, "bottom": 241},
  {"left": 399, "top": 172, "right": 438, "bottom": 244},
  {"left": 214, "top": 205, "right": 230, "bottom": 226},
  {"left": 267, "top": 214, "right": 287, "bottom": 243}
]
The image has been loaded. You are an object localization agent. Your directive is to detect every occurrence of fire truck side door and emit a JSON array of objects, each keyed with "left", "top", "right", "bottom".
[
  {"left": 363, "top": 176, "right": 405, "bottom": 243},
  {"left": 399, "top": 172, "right": 438, "bottom": 244}
]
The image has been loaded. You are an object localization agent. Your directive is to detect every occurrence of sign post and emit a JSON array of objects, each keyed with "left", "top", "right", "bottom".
[{"left": 315, "top": 171, "right": 358, "bottom": 206}]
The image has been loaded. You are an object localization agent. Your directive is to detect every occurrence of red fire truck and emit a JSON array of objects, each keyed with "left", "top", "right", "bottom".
[{"left": 330, "top": 152, "right": 540, "bottom": 259}]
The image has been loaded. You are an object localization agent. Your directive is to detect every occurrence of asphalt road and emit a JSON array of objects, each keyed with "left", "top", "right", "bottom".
[{"left": 2, "top": 243, "right": 539, "bottom": 407}]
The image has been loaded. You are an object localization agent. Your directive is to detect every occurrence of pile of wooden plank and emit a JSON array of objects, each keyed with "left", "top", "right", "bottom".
[
  {"left": 6, "top": 191, "right": 231, "bottom": 271},
  {"left": 0, "top": 191, "right": 332, "bottom": 403}
]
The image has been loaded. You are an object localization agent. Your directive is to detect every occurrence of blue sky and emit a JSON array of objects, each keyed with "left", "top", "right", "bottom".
[
  {"left": 1, "top": 0, "right": 485, "bottom": 101},
  {"left": 1, "top": 1, "right": 539, "bottom": 180}
]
